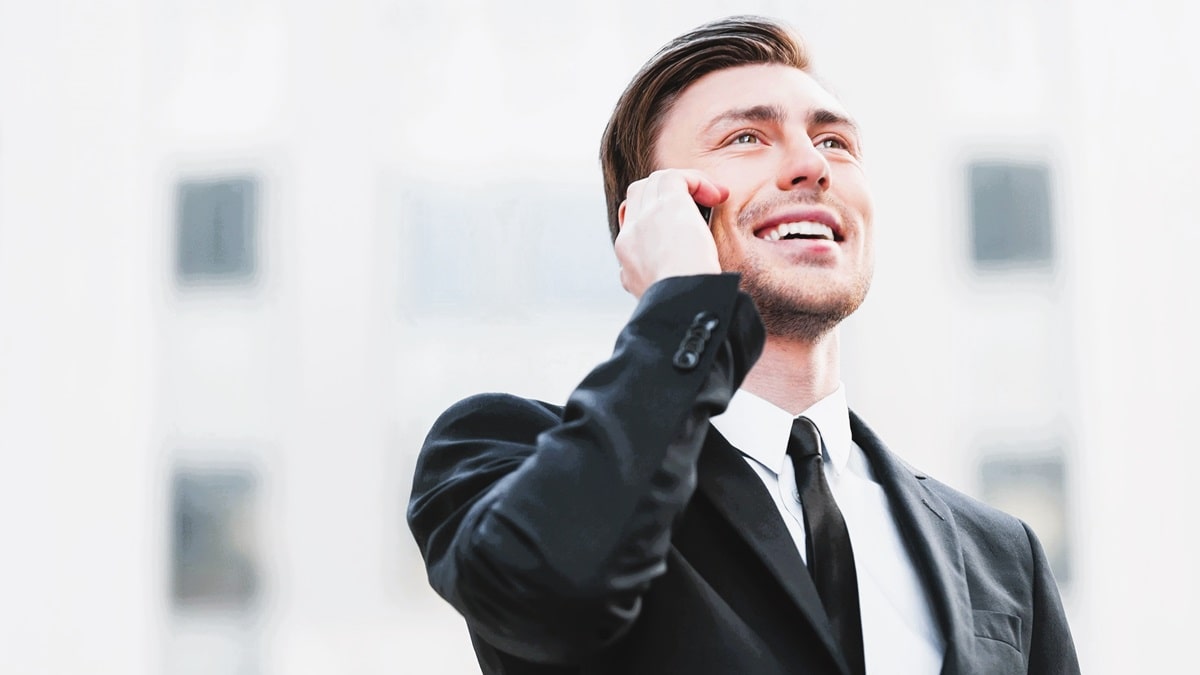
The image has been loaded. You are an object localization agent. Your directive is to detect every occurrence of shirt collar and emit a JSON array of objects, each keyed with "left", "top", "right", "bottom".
[{"left": 710, "top": 384, "right": 853, "bottom": 476}]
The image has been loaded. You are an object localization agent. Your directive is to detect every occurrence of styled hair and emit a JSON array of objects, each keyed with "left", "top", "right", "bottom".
[{"left": 599, "top": 16, "right": 810, "bottom": 241}]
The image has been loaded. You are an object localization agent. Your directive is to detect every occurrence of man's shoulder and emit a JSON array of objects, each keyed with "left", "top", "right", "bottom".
[
  {"left": 850, "top": 411, "right": 1033, "bottom": 551},
  {"left": 887, "top": 457, "right": 1045, "bottom": 580},
  {"left": 438, "top": 391, "right": 563, "bottom": 420},
  {"left": 917, "top": 472, "right": 1026, "bottom": 537},
  {"left": 413, "top": 393, "right": 565, "bottom": 496},
  {"left": 428, "top": 392, "right": 564, "bottom": 440}
]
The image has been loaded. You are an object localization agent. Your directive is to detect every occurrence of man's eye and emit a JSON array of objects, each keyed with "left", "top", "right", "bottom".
[
  {"left": 732, "top": 133, "right": 760, "bottom": 144},
  {"left": 817, "top": 137, "right": 848, "bottom": 150}
]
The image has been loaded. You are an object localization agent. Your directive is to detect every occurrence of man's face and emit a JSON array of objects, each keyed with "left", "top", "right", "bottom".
[{"left": 654, "top": 63, "right": 874, "bottom": 340}]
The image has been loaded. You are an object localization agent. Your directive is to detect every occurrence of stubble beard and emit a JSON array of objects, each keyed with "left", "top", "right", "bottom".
[
  {"left": 737, "top": 264, "right": 870, "bottom": 341},
  {"left": 727, "top": 196, "right": 872, "bottom": 342}
]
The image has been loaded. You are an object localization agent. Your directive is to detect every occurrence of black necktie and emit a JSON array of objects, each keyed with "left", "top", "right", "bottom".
[{"left": 788, "top": 416, "right": 866, "bottom": 675}]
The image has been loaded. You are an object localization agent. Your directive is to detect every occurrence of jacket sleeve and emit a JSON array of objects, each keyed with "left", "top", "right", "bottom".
[
  {"left": 1023, "top": 521, "right": 1081, "bottom": 674},
  {"left": 407, "top": 274, "right": 764, "bottom": 665}
]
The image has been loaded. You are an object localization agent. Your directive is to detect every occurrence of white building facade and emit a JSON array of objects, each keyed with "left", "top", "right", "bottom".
[{"left": 1, "top": 1, "right": 1196, "bottom": 673}]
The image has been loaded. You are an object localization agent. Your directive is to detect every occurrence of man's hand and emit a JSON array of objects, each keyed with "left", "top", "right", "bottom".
[{"left": 616, "top": 169, "right": 728, "bottom": 299}]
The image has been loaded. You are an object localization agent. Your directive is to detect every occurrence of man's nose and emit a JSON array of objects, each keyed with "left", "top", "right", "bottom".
[{"left": 778, "top": 141, "right": 831, "bottom": 192}]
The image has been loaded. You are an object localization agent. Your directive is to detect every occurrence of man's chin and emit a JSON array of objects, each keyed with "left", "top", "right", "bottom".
[
  {"left": 748, "top": 289, "right": 866, "bottom": 342},
  {"left": 758, "top": 305, "right": 850, "bottom": 341},
  {"left": 731, "top": 264, "right": 871, "bottom": 340}
]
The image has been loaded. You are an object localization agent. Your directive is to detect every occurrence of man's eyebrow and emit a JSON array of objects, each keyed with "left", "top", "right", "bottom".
[
  {"left": 703, "top": 104, "right": 861, "bottom": 137},
  {"left": 703, "top": 104, "right": 788, "bottom": 133},
  {"left": 810, "top": 108, "right": 860, "bottom": 136}
]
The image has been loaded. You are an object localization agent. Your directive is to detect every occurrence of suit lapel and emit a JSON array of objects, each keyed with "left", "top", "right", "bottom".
[
  {"left": 697, "top": 428, "right": 851, "bottom": 675},
  {"left": 848, "top": 412, "right": 976, "bottom": 675}
]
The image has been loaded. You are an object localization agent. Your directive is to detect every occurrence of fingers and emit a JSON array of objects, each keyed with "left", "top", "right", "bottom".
[
  {"left": 622, "top": 178, "right": 647, "bottom": 227},
  {"left": 614, "top": 168, "right": 725, "bottom": 299},
  {"left": 620, "top": 168, "right": 724, "bottom": 232},
  {"left": 648, "top": 169, "right": 727, "bottom": 210}
]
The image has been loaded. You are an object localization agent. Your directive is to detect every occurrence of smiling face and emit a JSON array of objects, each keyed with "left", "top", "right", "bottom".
[{"left": 654, "top": 63, "right": 874, "bottom": 340}]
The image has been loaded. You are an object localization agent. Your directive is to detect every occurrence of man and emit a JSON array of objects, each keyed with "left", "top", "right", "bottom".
[{"left": 408, "top": 15, "right": 1079, "bottom": 675}]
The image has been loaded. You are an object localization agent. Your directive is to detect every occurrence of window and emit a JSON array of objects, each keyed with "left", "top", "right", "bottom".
[
  {"left": 171, "top": 468, "right": 260, "bottom": 609},
  {"left": 176, "top": 176, "right": 258, "bottom": 283},
  {"left": 967, "top": 161, "right": 1054, "bottom": 268}
]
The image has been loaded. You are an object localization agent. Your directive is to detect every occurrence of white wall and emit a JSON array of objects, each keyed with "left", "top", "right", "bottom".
[{"left": 0, "top": 1, "right": 156, "bottom": 673}]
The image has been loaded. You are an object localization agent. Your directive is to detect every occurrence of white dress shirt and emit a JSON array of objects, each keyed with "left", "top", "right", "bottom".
[{"left": 710, "top": 385, "right": 945, "bottom": 675}]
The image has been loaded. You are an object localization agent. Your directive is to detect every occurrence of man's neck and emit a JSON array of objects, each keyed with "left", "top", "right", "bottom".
[{"left": 739, "top": 329, "right": 841, "bottom": 416}]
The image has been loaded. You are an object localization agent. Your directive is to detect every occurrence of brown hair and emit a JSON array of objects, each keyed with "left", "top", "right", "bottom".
[{"left": 599, "top": 16, "right": 810, "bottom": 241}]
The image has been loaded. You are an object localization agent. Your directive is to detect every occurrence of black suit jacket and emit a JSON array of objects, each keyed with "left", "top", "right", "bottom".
[{"left": 408, "top": 274, "right": 1080, "bottom": 674}]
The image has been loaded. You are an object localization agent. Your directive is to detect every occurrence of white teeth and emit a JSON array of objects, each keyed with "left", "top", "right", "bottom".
[{"left": 761, "top": 221, "right": 835, "bottom": 241}]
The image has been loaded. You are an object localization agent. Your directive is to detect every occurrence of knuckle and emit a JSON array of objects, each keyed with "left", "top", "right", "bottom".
[
  {"left": 652, "top": 168, "right": 682, "bottom": 184},
  {"left": 613, "top": 237, "right": 633, "bottom": 260}
]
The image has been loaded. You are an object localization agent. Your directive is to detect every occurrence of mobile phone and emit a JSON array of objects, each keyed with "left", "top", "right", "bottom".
[{"left": 697, "top": 203, "right": 713, "bottom": 225}]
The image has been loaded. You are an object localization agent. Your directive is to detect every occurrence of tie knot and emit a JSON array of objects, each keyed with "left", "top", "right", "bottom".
[{"left": 787, "top": 416, "right": 823, "bottom": 461}]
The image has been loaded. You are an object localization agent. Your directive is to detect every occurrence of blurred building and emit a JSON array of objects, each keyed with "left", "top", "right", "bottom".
[{"left": 1, "top": 0, "right": 1197, "bottom": 673}]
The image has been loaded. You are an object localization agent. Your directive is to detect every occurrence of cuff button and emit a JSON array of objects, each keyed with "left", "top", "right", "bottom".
[{"left": 672, "top": 349, "right": 701, "bottom": 370}]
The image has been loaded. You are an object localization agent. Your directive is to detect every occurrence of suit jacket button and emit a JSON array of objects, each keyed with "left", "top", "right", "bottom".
[
  {"left": 691, "top": 311, "right": 720, "bottom": 335},
  {"left": 672, "top": 349, "right": 700, "bottom": 370}
]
